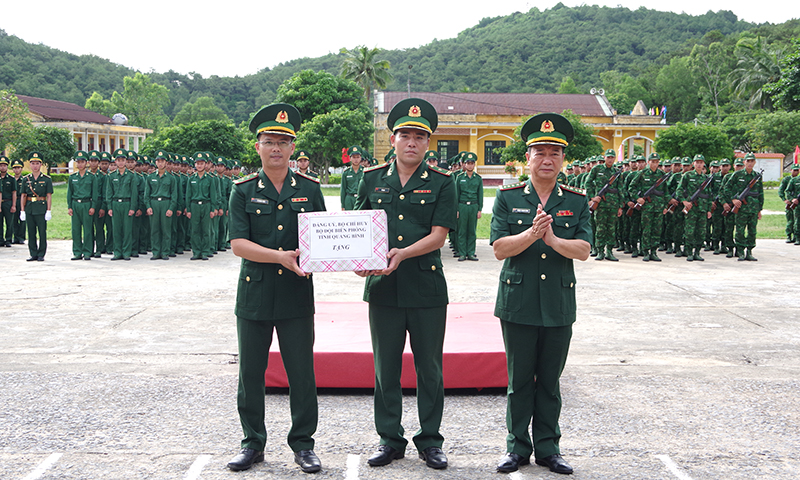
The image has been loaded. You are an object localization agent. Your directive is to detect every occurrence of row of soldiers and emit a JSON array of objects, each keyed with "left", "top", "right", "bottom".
[
  {"left": 0, "top": 156, "right": 28, "bottom": 248},
  {"left": 778, "top": 165, "right": 800, "bottom": 244},
  {"left": 565, "top": 149, "right": 764, "bottom": 262},
  {"left": 65, "top": 149, "right": 242, "bottom": 261}
]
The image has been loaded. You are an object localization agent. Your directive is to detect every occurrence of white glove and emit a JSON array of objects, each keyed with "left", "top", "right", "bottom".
[
  {"left": 45, "top": 210, "right": 52, "bottom": 221},
  {"left": 19, "top": 211, "right": 26, "bottom": 221}
]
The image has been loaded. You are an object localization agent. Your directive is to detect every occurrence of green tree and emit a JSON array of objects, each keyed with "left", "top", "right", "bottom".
[
  {"left": 85, "top": 72, "right": 171, "bottom": 131},
  {"left": 276, "top": 70, "right": 367, "bottom": 122},
  {"left": 0, "top": 89, "right": 32, "bottom": 153},
  {"left": 764, "top": 38, "right": 800, "bottom": 111},
  {"left": 601, "top": 71, "right": 651, "bottom": 114},
  {"left": 557, "top": 76, "right": 582, "bottom": 94},
  {"left": 729, "top": 36, "right": 782, "bottom": 110},
  {"left": 653, "top": 122, "right": 733, "bottom": 160},
  {"left": 751, "top": 111, "right": 800, "bottom": 163},
  {"left": 690, "top": 41, "right": 735, "bottom": 122},
  {"left": 140, "top": 120, "right": 248, "bottom": 161},
  {"left": 653, "top": 57, "right": 702, "bottom": 123},
  {"left": 12, "top": 125, "right": 75, "bottom": 168},
  {"left": 498, "top": 110, "right": 602, "bottom": 165},
  {"left": 339, "top": 46, "right": 393, "bottom": 102},
  {"left": 173, "top": 96, "right": 229, "bottom": 124}
]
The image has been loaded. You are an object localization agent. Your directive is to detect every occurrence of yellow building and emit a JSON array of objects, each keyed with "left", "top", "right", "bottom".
[{"left": 373, "top": 91, "right": 669, "bottom": 181}]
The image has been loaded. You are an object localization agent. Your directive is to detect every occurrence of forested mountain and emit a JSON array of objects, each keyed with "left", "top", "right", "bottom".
[{"left": 2, "top": 4, "right": 798, "bottom": 125}]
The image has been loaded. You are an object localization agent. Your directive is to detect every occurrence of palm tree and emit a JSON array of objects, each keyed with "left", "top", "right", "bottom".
[
  {"left": 339, "top": 46, "right": 393, "bottom": 102},
  {"left": 729, "top": 36, "right": 783, "bottom": 110}
]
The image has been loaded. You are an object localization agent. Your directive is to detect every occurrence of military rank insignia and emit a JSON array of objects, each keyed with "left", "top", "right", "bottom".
[{"left": 556, "top": 210, "right": 573, "bottom": 217}]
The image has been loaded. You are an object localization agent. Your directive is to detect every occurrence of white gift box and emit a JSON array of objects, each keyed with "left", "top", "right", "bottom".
[{"left": 298, "top": 210, "right": 388, "bottom": 272}]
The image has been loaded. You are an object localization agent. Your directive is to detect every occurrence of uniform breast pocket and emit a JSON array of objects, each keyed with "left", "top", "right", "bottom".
[
  {"left": 552, "top": 216, "right": 576, "bottom": 236},
  {"left": 245, "top": 202, "right": 274, "bottom": 236},
  {"left": 369, "top": 193, "right": 393, "bottom": 209},
  {"left": 409, "top": 193, "right": 436, "bottom": 224},
  {"left": 508, "top": 213, "right": 533, "bottom": 235}
]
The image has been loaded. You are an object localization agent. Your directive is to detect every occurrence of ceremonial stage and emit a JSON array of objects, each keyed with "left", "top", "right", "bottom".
[{"left": 264, "top": 302, "right": 508, "bottom": 390}]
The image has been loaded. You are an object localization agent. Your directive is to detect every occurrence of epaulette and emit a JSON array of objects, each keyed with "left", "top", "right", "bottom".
[
  {"left": 234, "top": 172, "right": 258, "bottom": 185},
  {"left": 364, "top": 163, "right": 390, "bottom": 173},
  {"left": 500, "top": 182, "right": 526, "bottom": 191},
  {"left": 428, "top": 165, "right": 451, "bottom": 176},
  {"left": 560, "top": 184, "right": 586, "bottom": 196},
  {"left": 296, "top": 171, "right": 320, "bottom": 183}
]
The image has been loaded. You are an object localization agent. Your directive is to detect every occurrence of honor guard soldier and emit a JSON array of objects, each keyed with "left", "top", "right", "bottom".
[
  {"left": 185, "top": 152, "right": 217, "bottom": 260},
  {"left": 105, "top": 148, "right": 140, "bottom": 261},
  {"left": 340, "top": 145, "right": 365, "bottom": 210},
  {"left": 585, "top": 149, "right": 622, "bottom": 261},
  {"left": 19, "top": 152, "right": 53, "bottom": 261},
  {"left": 10, "top": 158, "right": 26, "bottom": 244},
  {"left": 88, "top": 150, "right": 107, "bottom": 257},
  {"left": 0, "top": 155, "right": 16, "bottom": 247},
  {"left": 627, "top": 152, "right": 667, "bottom": 261},
  {"left": 227, "top": 103, "right": 325, "bottom": 474},
  {"left": 144, "top": 151, "right": 179, "bottom": 260},
  {"left": 354, "top": 98, "right": 456, "bottom": 470},
  {"left": 455, "top": 152, "right": 483, "bottom": 261},
  {"left": 295, "top": 150, "right": 318, "bottom": 178},
  {"left": 724, "top": 153, "right": 763, "bottom": 261},
  {"left": 491, "top": 113, "right": 591, "bottom": 475},
  {"left": 677, "top": 154, "right": 712, "bottom": 261},
  {"left": 67, "top": 151, "right": 99, "bottom": 260}
]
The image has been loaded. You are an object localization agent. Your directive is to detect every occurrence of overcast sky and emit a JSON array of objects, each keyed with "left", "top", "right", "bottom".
[{"left": 4, "top": 0, "right": 799, "bottom": 78}]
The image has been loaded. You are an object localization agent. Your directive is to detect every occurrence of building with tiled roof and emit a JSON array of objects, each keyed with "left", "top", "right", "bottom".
[{"left": 374, "top": 91, "right": 670, "bottom": 180}]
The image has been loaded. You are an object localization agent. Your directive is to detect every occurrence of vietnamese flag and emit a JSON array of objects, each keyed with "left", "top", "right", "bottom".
[{"left": 342, "top": 147, "right": 350, "bottom": 164}]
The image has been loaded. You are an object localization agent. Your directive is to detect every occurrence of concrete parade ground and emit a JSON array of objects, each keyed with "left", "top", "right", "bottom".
[{"left": 0, "top": 239, "right": 798, "bottom": 479}]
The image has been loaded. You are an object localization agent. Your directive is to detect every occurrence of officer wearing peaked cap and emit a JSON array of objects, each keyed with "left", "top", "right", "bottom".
[
  {"left": 341, "top": 145, "right": 365, "bottom": 210},
  {"left": 227, "top": 103, "right": 325, "bottom": 474},
  {"left": 492, "top": 113, "right": 591, "bottom": 475},
  {"left": 354, "top": 97, "right": 456, "bottom": 470},
  {"left": 67, "top": 151, "right": 99, "bottom": 260},
  {"left": 19, "top": 152, "right": 53, "bottom": 261},
  {"left": 295, "top": 150, "right": 318, "bottom": 178},
  {"left": 0, "top": 155, "right": 16, "bottom": 247}
]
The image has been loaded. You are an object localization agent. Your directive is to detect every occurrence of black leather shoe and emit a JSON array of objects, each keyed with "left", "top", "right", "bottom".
[
  {"left": 26, "top": 256, "right": 37, "bottom": 261},
  {"left": 36, "top": 257, "right": 44, "bottom": 261},
  {"left": 83, "top": 256, "right": 91, "bottom": 261},
  {"left": 535, "top": 454, "right": 573, "bottom": 474},
  {"left": 497, "top": 452, "right": 530, "bottom": 473},
  {"left": 110, "top": 256, "right": 123, "bottom": 261},
  {"left": 71, "top": 256, "right": 83, "bottom": 260},
  {"left": 227, "top": 448, "right": 264, "bottom": 471},
  {"left": 368, "top": 445, "right": 404, "bottom": 466},
  {"left": 419, "top": 446, "right": 448, "bottom": 469},
  {"left": 294, "top": 449, "right": 321, "bottom": 473}
]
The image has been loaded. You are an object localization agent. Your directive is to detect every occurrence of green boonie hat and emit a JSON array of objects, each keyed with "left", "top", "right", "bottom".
[
  {"left": 521, "top": 113, "right": 573, "bottom": 147},
  {"left": 720, "top": 159, "right": 731, "bottom": 166},
  {"left": 734, "top": 158, "right": 744, "bottom": 166},
  {"left": 710, "top": 160, "right": 719, "bottom": 167},
  {"left": 348, "top": 146, "right": 364, "bottom": 156},
  {"left": 89, "top": 150, "right": 100, "bottom": 160},
  {"left": 249, "top": 103, "right": 301, "bottom": 138},
  {"left": 10, "top": 158, "right": 24, "bottom": 168},
  {"left": 100, "top": 151, "right": 111, "bottom": 161},
  {"left": 29, "top": 152, "right": 43, "bottom": 163},
  {"left": 693, "top": 154, "right": 705, "bottom": 162},
  {"left": 604, "top": 149, "right": 615, "bottom": 157},
  {"left": 463, "top": 152, "right": 477, "bottom": 163},
  {"left": 744, "top": 152, "right": 756, "bottom": 161},
  {"left": 424, "top": 150, "right": 440, "bottom": 161},
  {"left": 0, "top": 156, "right": 8, "bottom": 165},
  {"left": 74, "top": 150, "right": 89, "bottom": 161},
  {"left": 296, "top": 150, "right": 310, "bottom": 160},
  {"left": 681, "top": 157, "right": 692, "bottom": 165},
  {"left": 648, "top": 152, "right": 660, "bottom": 160},
  {"left": 387, "top": 98, "right": 438, "bottom": 134}
]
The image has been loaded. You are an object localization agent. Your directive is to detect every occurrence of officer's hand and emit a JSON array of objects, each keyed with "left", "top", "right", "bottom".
[
  {"left": 732, "top": 199, "right": 742, "bottom": 208},
  {"left": 89, "top": 208, "right": 95, "bottom": 216},
  {"left": 146, "top": 208, "right": 154, "bottom": 216},
  {"left": 10, "top": 206, "right": 15, "bottom": 213},
  {"left": 68, "top": 208, "right": 73, "bottom": 216},
  {"left": 380, "top": 248, "right": 407, "bottom": 276},
  {"left": 210, "top": 211, "right": 215, "bottom": 219},
  {"left": 280, "top": 249, "right": 306, "bottom": 277},
  {"left": 128, "top": 210, "right": 135, "bottom": 216},
  {"left": 477, "top": 211, "right": 482, "bottom": 219},
  {"left": 98, "top": 209, "right": 105, "bottom": 218},
  {"left": 166, "top": 210, "right": 173, "bottom": 217},
  {"left": 107, "top": 209, "right": 113, "bottom": 217},
  {"left": 186, "top": 212, "right": 192, "bottom": 219},
  {"left": 45, "top": 210, "right": 52, "bottom": 221},
  {"left": 135, "top": 210, "right": 142, "bottom": 217},
  {"left": 456, "top": 211, "right": 459, "bottom": 219},
  {"left": 19, "top": 211, "right": 26, "bottom": 221}
]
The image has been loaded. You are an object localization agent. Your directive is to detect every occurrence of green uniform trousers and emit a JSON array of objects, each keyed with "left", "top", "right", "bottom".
[
  {"left": 592, "top": 204, "right": 617, "bottom": 248},
  {"left": 640, "top": 204, "right": 663, "bottom": 251},
  {"left": 735, "top": 211, "right": 758, "bottom": 249},
  {"left": 149, "top": 199, "right": 173, "bottom": 259},
  {"left": 26, "top": 213, "right": 47, "bottom": 258},
  {"left": 236, "top": 315, "right": 317, "bottom": 452},
  {"left": 102, "top": 214, "right": 113, "bottom": 253},
  {"left": 189, "top": 202, "right": 212, "bottom": 258},
  {"left": 70, "top": 201, "right": 94, "bottom": 258},
  {"left": 456, "top": 203, "right": 479, "bottom": 257},
  {"left": 369, "top": 303, "right": 446, "bottom": 452},
  {"left": 92, "top": 212, "right": 106, "bottom": 255},
  {"left": 684, "top": 208, "right": 707, "bottom": 248},
  {"left": 502, "top": 320, "right": 572, "bottom": 460},
  {"left": 723, "top": 212, "right": 736, "bottom": 249},
  {"left": 110, "top": 201, "right": 134, "bottom": 259},
  {"left": 1, "top": 200, "right": 12, "bottom": 243}
]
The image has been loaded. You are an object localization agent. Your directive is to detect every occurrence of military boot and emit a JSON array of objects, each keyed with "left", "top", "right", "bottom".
[
  {"left": 630, "top": 243, "right": 638, "bottom": 258},
  {"left": 794, "top": 238, "right": 800, "bottom": 245},
  {"left": 605, "top": 245, "right": 619, "bottom": 262},
  {"left": 737, "top": 247, "right": 747, "bottom": 261},
  {"left": 693, "top": 247, "right": 704, "bottom": 261},
  {"left": 642, "top": 248, "right": 650, "bottom": 261},
  {"left": 650, "top": 249, "right": 662, "bottom": 262},
  {"left": 713, "top": 242, "right": 721, "bottom": 255},
  {"left": 786, "top": 235, "right": 794, "bottom": 243},
  {"left": 725, "top": 246, "right": 734, "bottom": 258},
  {"left": 674, "top": 245, "right": 684, "bottom": 257},
  {"left": 745, "top": 248, "right": 757, "bottom": 261},
  {"left": 623, "top": 242, "right": 632, "bottom": 253},
  {"left": 665, "top": 242, "right": 674, "bottom": 254},
  {"left": 704, "top": 241, "right": 713, "bottom": 251},
  {"left": 686, "top": 249, "right": 693, "bottom": 261},
  {"left": 590, "top": 246, "right": 597, "bottom": 257},
  {"left": 594, "top": 246, "right": 605, "bottom": 260}
]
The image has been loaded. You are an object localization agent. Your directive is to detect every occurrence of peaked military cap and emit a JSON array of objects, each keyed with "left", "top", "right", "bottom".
[
  {"left": 0, "top": 156, "right": 8, "bottom": 165},
  {"left": 113, "top": 149, "right": 127, "bottom": 158},
  {"left": 387, "top": 98, "right": 438, "bottom": 134},
  {"left": 296, "top": 150, "right": 310, "bottom": 160},
  {"left": 463, "top": 152, "right": 477, "bottom": 163},
  {"left": 29, "top": 152, "right": 43, "bottom": 163},
  {"left": 10, "top": 158, "right": 24, "bottom": 168},
  {"left": 744, "top": 152, "right": 756, "bottom": 161},
  {"left": 100, "top": 151, "right": 111, "bottom": 161},
  {"left": 648, "top": 152, "right": 660, "bottom": 160},
  {"left": 154, "top": 150, "right": 168, "bottom": 160},
  {"left": 424, "top": 150, "right": 440, "bottom": 162},
  {"left": 192, "top": 152, "right": 207, "bottom": 162},
  {"left": 74, "top": 150, "right": 89, "bottom": 161},
  {"left": 348, "top": 145, "right": 364, "bottom": 156},
  {"left": 249, "top": 103, "right": 301, "bottom": 138},
  {"left": 693, "top": 154, "right": 706, "bottom": 162},
  {"left": 521, "top": 113, "right": 573, "bottom": 147},
  {"left": 88, "top": 150, "right": 100, "bottom": 160}
]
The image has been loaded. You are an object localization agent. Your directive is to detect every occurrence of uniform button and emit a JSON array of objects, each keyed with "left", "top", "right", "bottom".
[
  {"left": 570, "top": 282, "right": 574, "bottom": 288},
  {"left": 256, "top": 209, "right": 261, "bottom": 214},
  {"left": 300, "top": 208, "right": 305, "bottom": 212},
  {"left": 518, "top": 220, "right": 523, "bottom": 224},
  {"left": 431, "top": 265, "right": 436, "bottom": 271},
  {"left": 278, "top": 247, "right": 283, "bottom": 251},
  {"left": 398, "top": 235, "right": 403, "bottom": 241},
  {"left": 398, "top": 214, "right": 404, "bottom": 220},
  {"left": 278, "top": 225, "right": 283, "bottom": 230},
  {"left": 378, "top": 199, "right": 382, "bottom": 204},
  {"left": 420, "top": 200, "right": 426, "bottom": 204},
  {"left": 278, "top": 204, "right": 283, "bottom": 210},
  {"left": 399, "top": 194, "right": 405, "bottom": 200},
  {"left": 540, "top": 274, "right": 546, "bottom": 280},
  {"left": 278, "top": 269, "right": 283, "bottom": 275},
  {"left": 541, "top": 253, "right": 547, "bottom": 259},
  {"left": 245, "top": 276, "right": 250, "bottom": 282},
  {"left": 507, "top": 279, "right": 511, "bottom": 285},
  {"left": 565, "top": 222, "right": 570, "bottom": 228}
]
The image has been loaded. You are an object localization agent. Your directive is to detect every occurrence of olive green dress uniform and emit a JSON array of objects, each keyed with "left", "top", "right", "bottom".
[
  {"left": 340, "top": 164, "right": 363, "bottom": 210},
  {"left": 66, "top": 156, "right": 99, "bottom": 259},
  {"left": 0, "top": 157, "right": 16, "bottom": 245},
  {"left": 98, "top": 152, "right": 114, "bottom": 254},
  {"left": 105, "top": 160, "right": 140, "bottom": 260},
  {"left": 144, "top": 166, "right": 179, "bottom": 259},
  {"left": 229, "top": 167, "right": 325, "bottom": 453},
  {"left": 185, "top": 166, "right": 218, "bottom": 260},
  {"left": 354, "top": 158, "right": 457, "bottom": 454},
  {"left": 11, "top": 159, "right": 26, "bottom": 243},
  {"left": 20, "top": 165, "right": 53, "bottom": 259},
  {"left": 455, "top": 165, "right": 483, "bottom": 259}
]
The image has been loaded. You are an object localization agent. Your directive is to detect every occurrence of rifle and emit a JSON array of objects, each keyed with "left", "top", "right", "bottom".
[
  {"left": 788, "top": 191, "right": 800, "bottom": 211},
  {"left": 587, "top": 168, "right": 623, "bottom": 213},
  {"left": 682, "top": 174, "right": 715, "bottom": 214},
  {"left": 626, "top": 172, "right": 671, "bottom": 216},
  {"left": 664, "top": 191, "right": 680, "bottom": 214},
  {"left": 730, "top": 170, "right": 763, "bottom": 215}
]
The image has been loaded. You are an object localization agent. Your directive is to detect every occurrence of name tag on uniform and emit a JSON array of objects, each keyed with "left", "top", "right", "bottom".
[
  {"left": 556, "top": 210, "right": 573, "bottom": 216},
  {"left": 250, "top": 198, "right": 269, "bottom": 204},
  {"left": 512, "top": 208, "right": 531, "bottom": 214}
]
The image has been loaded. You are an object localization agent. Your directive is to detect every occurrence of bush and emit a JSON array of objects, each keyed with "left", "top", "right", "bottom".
[
  {"left": 50, "top": 174, "right": 69, "bottom": 183},
  {"left": 328, "top": 173, "right": 342, "bottom": 185},
  {"left": 518, "top": 174, "right": 529, "bottom": 182}
]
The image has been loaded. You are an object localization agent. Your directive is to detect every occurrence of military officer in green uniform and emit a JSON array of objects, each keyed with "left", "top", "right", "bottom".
[
  {"left": 226, "top": 103, "right": 324, "bottom": 473},
  {"left": 105, "top": 148, "right": 140, "bottom": 261},
  {"left": 491, "top": 113, "right": 591, "bottom": 475},
  {"left": 340, "top": 145, "right": 365, "bottom": 210},
  {"left": 779, "top": 164, "right": 799, "bottom": 242},
  {"left": 19, "top": 152, "right": 53, "bottom": 261},
  {"left": 354, "top": 98, "right": 456, "bottom": 470},
  {"left": 785, "top": 165, "right": 800, "bottom": 244},
  {"left": 67, "top": 151, "right": 99, "bottom": 260},
  {"left": 88, "top": 151, "right": 107, "bottom": 257},
  {"left": 455, "top": 152, "right": 483, "bottom": 261},
  {"left": 724, "top": 153, "right": 763, "bottom": 261},
  {"left": 185, "top": 153, "right": 217, "bottom": 260},
  {"left": 295, "top": 150, "right": 318, "bottom": 178},
  {"left": 10, "top": 158, "right": 26, "bottom": 244},
  {"left": 144, "top": 151, "right": 179, "bottom": 260},
  {"left": 0, "top": 156, "right": 17, "bottom": 247}
]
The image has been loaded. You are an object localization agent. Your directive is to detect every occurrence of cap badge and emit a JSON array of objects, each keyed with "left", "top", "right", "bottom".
[
  {"left": 276, "top": 111, "right": 289, "bottom": 123},
  {"left": 540, "top": 120, "right": 555, "bottom": 133},
  {"left": 409, "top": 105, "right": 421, "bottom": 117}
]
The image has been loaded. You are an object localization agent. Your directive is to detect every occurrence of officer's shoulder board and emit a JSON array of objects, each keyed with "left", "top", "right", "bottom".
[
  {"left": 428, "top": 165, "right": 451, "bottom": 177},
  {"left": 296, "top": 171, "right": 320, "bottom": 183},
  {"left": 364, "top": 163, "right": 390, "bottom": 174},
  {"left": 500, "top": 182, "right": 525, "bottom": 191},
  {"left": 560, "top": 184, "right": 586, "bottom": 196},
  {"left": 234, "top": 172, "right": 258, "bottom": 185}
]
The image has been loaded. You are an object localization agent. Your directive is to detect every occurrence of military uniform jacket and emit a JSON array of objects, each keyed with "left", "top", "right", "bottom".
[
  {"left": 229, "top": 169, "right": 325, "bottom": 321},
  {"left": 455, "top": 171, "right": 483, "bottom": 209},
  {"left": 340, "top": 166, "right": 363, "bottom": 204},
  {"left": 93, "top": 171, "right": 108, "bottom": 210},
  {"left": 105, "top": 169, "right": 139, "bottom": 211},
  {"left": 0, "top": 172, "right": 16, "bottom": 201},
  {"left": 778, "top": 175, "right": 793, "bottom": 201},
  {"left": 144, "top": 172, "right": 179, "bottom": 212},
  {"left": 723, "top": 169, "right": 764, "bottom": 213},
  {"left": 185, "top": 172, "right": 218, "bottom": 206},
  {"left": 354, "top": 161, "right": 457, "bottom": 308},
  {"left": 628, "top": 168, "right": 667, "bottom": 209},
  {"left": 490, "top": 181, "right": 592, "bottom": 326},
  {"left": 677, "top": 170, "right": 712, "bottom": 211},
  {"left": 785, "top": 175, "right": 800, "bottom": 201},
  {"left": 585, "top": 164, "right": 622, "bottom": 206},
  {"left": 20, "top": 173, "right": 53, "bottom": 215},
  {"left": 66, "top": 171, "right": 99, "bottom": 210}
]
